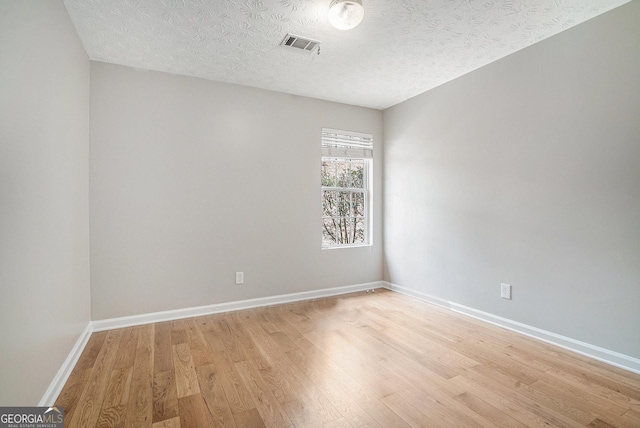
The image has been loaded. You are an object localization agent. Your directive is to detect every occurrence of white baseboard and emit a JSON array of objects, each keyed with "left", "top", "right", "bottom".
[
  {"left": 382, "top": 281, "right": 640, "bottom": 375},
  {"left": 39, "top": 322, "right": 92, "bottom": 406},
  {"left": 383, "top": 281, "right": 452, "bottom": 310},
  {"left": 92, "top": 281, "right": 383, "bottom": 332}
]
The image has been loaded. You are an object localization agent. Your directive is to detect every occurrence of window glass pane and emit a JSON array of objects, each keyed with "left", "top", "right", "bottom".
[
  {"left": 354, "top": 219, "right": 366, "bottom": 243},
  {"left": 336, "top": 217, "right": 350, "bottom": 244},
  {"left": 352, "top": 192, "right": 365, "bottom": 217},
  {"left": 337, "top": 161, "right": 350, "bottom": 187},
  {"left": 337, "top": 191, "right": 351, "bottom": 217},
  {"left": 321, "top": 160, "right": 336, "bottom": 187},
  {"left": 322, "top": 190, "right": 337, "bottom": 217},
  {"left": 343, "top": 217, "right": 354, "bottom": 244},
  {"left": 351, "top": 160, "right": 364, "bottom": 188},
  {"left": 322, "top": 218, "right": 337, "bottom": 246}
]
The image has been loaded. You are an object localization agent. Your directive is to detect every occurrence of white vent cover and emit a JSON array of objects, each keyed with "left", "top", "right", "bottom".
[{"left": 280, "top": 34, "right": 321, "bottom": 53}]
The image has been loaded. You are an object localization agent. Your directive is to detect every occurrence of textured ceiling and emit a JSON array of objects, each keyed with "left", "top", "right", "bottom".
[{"left": 64, "top": 0, "right": 629, "bottom": 110}]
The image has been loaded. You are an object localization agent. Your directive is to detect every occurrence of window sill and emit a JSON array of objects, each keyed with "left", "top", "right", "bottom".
[{"left": 322, "top": 243, "right": 372, "bottom": 250}]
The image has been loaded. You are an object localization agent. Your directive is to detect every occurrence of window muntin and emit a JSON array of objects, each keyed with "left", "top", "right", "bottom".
[{"left": 321, "top": 129, "right": 372, "bottom": 248}]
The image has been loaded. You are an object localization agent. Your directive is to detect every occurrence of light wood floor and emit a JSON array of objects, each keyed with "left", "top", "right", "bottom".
[{"left": 56, "top": 289, "right": 640, "bottom": 427}]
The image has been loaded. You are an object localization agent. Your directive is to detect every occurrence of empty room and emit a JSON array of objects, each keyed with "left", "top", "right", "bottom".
[{"left": 1, "top": 0, "right": 639, "bottom": 427}]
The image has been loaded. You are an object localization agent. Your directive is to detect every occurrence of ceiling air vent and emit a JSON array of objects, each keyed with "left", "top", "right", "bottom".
[{"left": 280, "top": 33, "right": 321, "bottom": 54}]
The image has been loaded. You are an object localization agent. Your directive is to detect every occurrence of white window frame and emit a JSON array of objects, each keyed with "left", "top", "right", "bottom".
[{"left": 321, "top": 128, "right": 373, "bottom": 249}]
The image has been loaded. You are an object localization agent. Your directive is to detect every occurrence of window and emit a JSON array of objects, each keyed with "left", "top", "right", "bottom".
[{"left": 321, "top": 128, "right": 373, "bottom": 248}]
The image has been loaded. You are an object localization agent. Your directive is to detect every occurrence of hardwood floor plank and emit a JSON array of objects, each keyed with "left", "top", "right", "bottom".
[
  {"left": 360, "top": 317, "right": 479, "bottom": 372},
  {"left": 267, "top": 331, "right": 297, "bottom": 354},
  {"left": 214, "top": 317, "right": 247, "bottom": 363},
  {"left": 388, "top": 377, "right": 496, "bottom": 428},
  {"left": 152, "top": 416, "right": 181, "bottom": 428},
  {"left": 113, "top": 326, "right": 140, "bottom": 370},
  {"left": 68, "top": 329, "right": 123, "bottom": 428},
  {"left": 194, "top": 314, "right": 219, "bottom": 332},
  {"left": 202, "top": 330, "right": 255, "bottom": 415},
  {"left": 267, "top": 309, "right": 307, "bottom": 345},
  {"left": 621, "top": 409, "right": 640, "bottom": 427},
  {"left": 171, "top": 329, "right": 188, "bottom": 345},
  {"left": 509, "top": 340, "right": 640, "bottom": 397},
  {"left": 530, "top": 379, "right": 631, "bottom": 427},
  {"left": 284, "top": 346, "right": 394, "bottom": 428},
  {"left": 381, "top": 392, "right": 437, "bottom": 427},
  {"left": 171, "top": 319, "right": 190, "bottom": 330},
  {"left": 323, "top": 417, "right": 354, "bottom": 428},
  {"left": 351, "top": 327, "right": 467, "bottom": 399},
  {"left": 587, "top": 418, "right": 617, "bottom": 428},
  {"left": 125, "top": 324, "right": 155, "bottom": 427},
  {"left": 454, "top": 391, "right": 529, "bottom": 428},
  {"left": 453, "top": 338, "right": 542, "bottom": 385},
  {"left": 226, "top": 312, "right": 271, "bottom": 370},
  {"left": 482, "top": 359, "right": 636, "bottom": 427},
  {"left": 363, "top": 302, "right": 466, "bottom": 345},
  {"left": 452, "top": 368, "right": 586, "bottom": 427},
  {"left": 152, "top": 370, "right": 179, "bottom": 423},
  {"left": 243, "top": 323, "right": 343, "bottom": 426},
  {"left": 233, "top": 409, "right": 266, "bottom": 428},
  {"left": 213, "top": 361, "right": 255, "bottom": 415},
  {"left": 281, "top": 398, "right": 326, "bottom": 428},
  {"left": 542, "top": 365, "right": 640, "bottom": 412},
  {"left": 235, "top": 360, "right": 293, "bottom": 427},
  {"left": 54, "top": 367, "right": 91, "bottom": 423},
  {"left": 304, "top": 330, "right": 393, "bottom": 387},
  {"left": 154, "top": 322, "right": 174, "bottom": 373},
  {"left": 102, "top": 366, "right": 133, "bottom": 409},
  {"left": 242, "top": 328, "right": 294, "bottom": 404},
  {"left": 97, "top": 404, "right": 126, "bottom": 428},
  {"left": 200, "top": 327, "right": 227, "bottom": 355},
  {"left": 186, "top": 318, "right": 215, "bottom": 367},
  {"left": 75, "top": 331, "right": 109, "bottom": 370},
  {"left": 196, "top": 363, "right": 237, "bottom": 428},
  {"left": 258, "top": 314, "right": 280, "bottom": 335},
  {"left": 173, "top": 343, "right": 200, "bottom": 398},
  {"left": 178, "top": 394, "right": 212, "bottom": 428}
]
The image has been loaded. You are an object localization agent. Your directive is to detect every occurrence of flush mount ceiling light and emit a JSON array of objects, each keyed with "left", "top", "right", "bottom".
[{"left": 328, "top": 0, "right": 364, "bottom": 30}]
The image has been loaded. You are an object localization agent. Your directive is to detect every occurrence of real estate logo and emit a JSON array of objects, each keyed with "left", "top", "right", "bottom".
[{"left": 0, "top": 407, "right": 63, "bottom": 428}]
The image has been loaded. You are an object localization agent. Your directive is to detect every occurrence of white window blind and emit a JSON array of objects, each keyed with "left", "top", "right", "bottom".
[{"left": 321, "top": 128, "right": 373, "bottom": 159}]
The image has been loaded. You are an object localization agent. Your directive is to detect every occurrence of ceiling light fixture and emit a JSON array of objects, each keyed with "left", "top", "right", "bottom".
[{"left": 328, "top": 0, "right": 364, "bottom": 30}]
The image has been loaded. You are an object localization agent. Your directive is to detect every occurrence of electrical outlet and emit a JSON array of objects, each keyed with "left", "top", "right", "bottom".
[
  {"left": 235, "top": 272, "right": 244, "bottom": 285},
  {"left": 501, "top": 283, "right": 512, "bottom": 300}
]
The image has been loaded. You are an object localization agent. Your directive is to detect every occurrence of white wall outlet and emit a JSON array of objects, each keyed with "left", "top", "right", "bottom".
[
  {"left": 235, "top": 272, "right": 244, "bottom": 285},
  {"left": 501, "top": 283, "right": 512, "bottom": 300}
]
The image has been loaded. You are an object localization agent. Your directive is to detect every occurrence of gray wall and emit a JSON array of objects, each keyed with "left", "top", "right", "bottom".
[
  {"left": 383, "top": 1, "right": 640, "bottom": 358},
  {"left": 90, "top": 63, "right": 383, "bottom": 320},
  {"left": 0, "top": 1, "right": 91, "bottom": 405}
]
